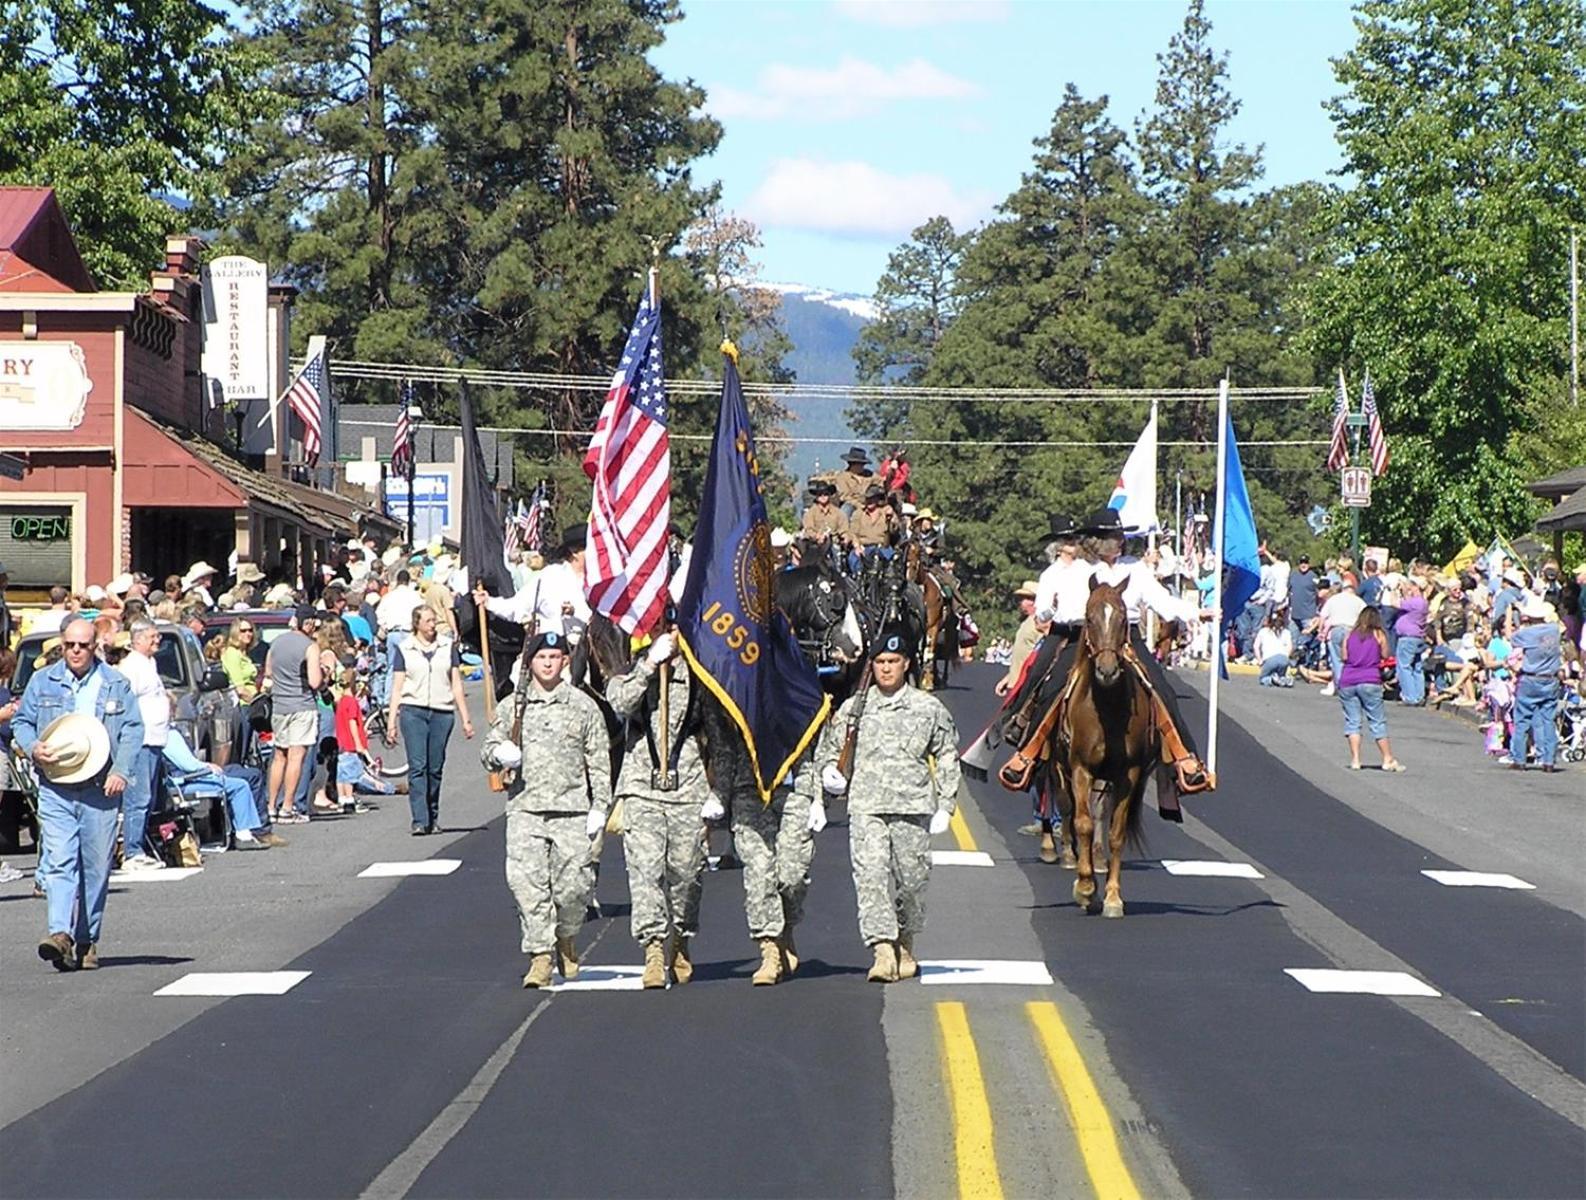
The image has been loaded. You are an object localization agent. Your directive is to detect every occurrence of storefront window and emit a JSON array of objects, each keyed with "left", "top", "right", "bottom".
[{"left": 0, "top": 506, "right": 74, "bottom": 592}]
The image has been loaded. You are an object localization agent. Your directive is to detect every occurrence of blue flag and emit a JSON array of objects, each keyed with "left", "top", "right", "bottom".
[
  {"left": 676, "top": 349, "right": 830, "bottom": 801},
  {"left": 1217, "top": 407, "right": 1262, "bottom": 672}
]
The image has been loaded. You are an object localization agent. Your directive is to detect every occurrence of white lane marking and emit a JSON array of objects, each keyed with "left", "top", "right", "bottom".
[
  {"left": 1284, "top": 969, "right": 1439, "bottom": 997},
  {"left": 920, "top": 959, "right": 1054, "bottom": 986},
  {"left": 551, "top": 965, "right": 649, "bottom": 992},
  {"left": 932, "top": 850, "right": 995, "bottom": 867},
  {"left": 109, "top": 867, "right": 204, "bottom": 883},
  {"left": 155, "top": 971, "right": 311, "bottom": 997},
  {"left": 358, "top": 859, "right": 462, "bottom": 878},
  {"left": 1161, "top": 859, "right": 1264, "bottom": 879},
  {"left": 1421, "top": 870, "right": 1535, "bottom": 890}
]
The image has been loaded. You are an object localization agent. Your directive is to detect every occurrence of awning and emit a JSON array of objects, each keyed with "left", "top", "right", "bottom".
[{"left": 1536, "top": 484, "right": 1586, "bottom": 534}]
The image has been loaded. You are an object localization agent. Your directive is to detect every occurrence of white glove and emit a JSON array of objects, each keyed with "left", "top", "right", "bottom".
[
  {"left": 808, "top": 799, "right": 828, "bottom": 833},
  {"left": 645, "top": 632, "right": 676, "bottom": 665},
  {"left": 820, "top": 764, "right": 848, "bottom": 794},
  {"left": 929, "top": 810, "right": 952, "bottom": 836},
  {"left": 586, "top": 810, "right": 606, "bottom": 838},
  {"left": 700, "top": 795, "right": 726, "bottom": 822},
  {"left": 491, "top": 742, "right": 523, "bottom": 769}
]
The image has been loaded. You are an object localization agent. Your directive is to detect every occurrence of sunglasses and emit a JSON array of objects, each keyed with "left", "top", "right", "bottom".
[{"left": 62, "top": 640, "right": 94, "bottom": 649}]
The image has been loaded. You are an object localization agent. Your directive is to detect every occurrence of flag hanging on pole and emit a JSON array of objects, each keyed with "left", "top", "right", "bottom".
[
  {"left": 676, "top": 345, "right": 830, "bottom": 801},
  {"left": 391, "top": 380, "right": 414, "bottom": 477},
  {"left": 1325, "top": 367, "right": 1351, "bottom": 473},
  {"left": 459, "top": 379, "right": 511, "bottom": 599},
  {"left": 523, "top": 481, "right": 547, "bottom": 553},
  {"left": 1361, "top": 370, "right": 1389, "bottom": 476},
  {"left": 1216, "top": 407, "right": 1262, "bottom": 672},
  {"left": 583, "top": 279, "right": 671, "bottom": 636},
  {"left": 1106, "top": 403, "right": 1159, "bottom": 533},
  {"left": 503, "top": 500, "right": 522, "bottom": 558},
  {"left": 284, "top": 335, "right": 328, "bottom": 466}
]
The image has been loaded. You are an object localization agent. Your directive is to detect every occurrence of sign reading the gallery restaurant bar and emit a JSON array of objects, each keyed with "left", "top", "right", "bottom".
[
  {"left": 201, "top": 255, "right": 269, "bottom": 402},
  {"left": 0, "top": 342, "right": 92, "bottom": 430}
]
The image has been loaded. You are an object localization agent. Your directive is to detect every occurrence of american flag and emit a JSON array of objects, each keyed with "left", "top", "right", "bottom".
[
  {"left": 522, "top": 481, "right": 547, "bottom": 553},
  {"left": 582, "top": 283, "right": 670, "bottom": 635},
  {"left": 391, "top": 380, "right": 414, "bottom": 477},
  {"left": 1326, "top": 367, "right": 1351, "bottom": 473},
  {"left": 503, "top": 500, "right": 522, "bottom": 558},
  {"left": 1361, "top": 369, "right": 1389, "bottom": 476},
  {"left": 285, "top": 338, "right": 328, "bottom": 466}
]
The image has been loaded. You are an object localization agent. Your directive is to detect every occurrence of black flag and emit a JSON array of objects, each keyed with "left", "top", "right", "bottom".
[{"left": 459, "top": 378, "right": 511, "bottom": 597}]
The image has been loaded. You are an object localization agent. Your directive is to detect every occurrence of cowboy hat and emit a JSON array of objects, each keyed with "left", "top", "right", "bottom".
[
  {"left": 84, "top": 585, "right": 107, "bottom": 605},
  {"left": 37, "top": 713, "right": 112, "bottom": 785},
  {"left": 807, "top": 479, "right": 837, "bottom": 496},
  {"left": 234, "top": 561, "right": 266, "bottom": 585},
  {"left": 263, "top": 582, "right": 297, "bottom": 608},
  {"left": 900, "top": 502, "right": 918, "bottom": 517},
  {"left": 106, "top": 573, "right": 135, "bottom": 597},
  {"left": 32, "top": 636, "right": 61, "bottom": 670},
  {"left": 842, "top": 446, "right": 871, "bottom": 465},
  {"left": 181, "top": 561, "right": 218, "bottom": 589},
  {"left": 1502, "top": 568, "right": 1525, "bottom": 587},
  {"left": 1079, "top": 508, "right": 1124, "bottom": 535},
  {"left": 863, "top": 483, "right": 886, "bottom": 501},
  {"left": 1014, "top": 580, "right": 1039, "bottom": 599},
  {"left": 1045, "top": 512, "right": 1081, "bottom": 541},
  {"left": 770, "top": 527, "right": 793, "bottom": 548},
  {"left": 1518, "top": 594, "right": 1549, "bottom": 621},
  {"left": 560, "top": 524, "right": 587, "bottom": 552}
]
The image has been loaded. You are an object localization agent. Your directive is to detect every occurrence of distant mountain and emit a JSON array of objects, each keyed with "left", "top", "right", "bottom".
[{"left": 768, "top": 284, "right": 873, "bottom": 484}]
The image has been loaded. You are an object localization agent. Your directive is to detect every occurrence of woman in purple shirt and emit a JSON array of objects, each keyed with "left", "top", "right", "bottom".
[
  {"left": 1393, "top": 580, "right": 1430, "bottom": 706},
  {"left": 1338, "top": 607, "right": 1406, "bottom": 772}
]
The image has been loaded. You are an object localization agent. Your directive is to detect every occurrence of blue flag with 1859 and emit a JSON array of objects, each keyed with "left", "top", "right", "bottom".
[
  {"left": 1217, "top": 407, "right": 1261, "bottom": 676},
  {"left": 676, "top": 348, "right": 830, "bottom": 801}
]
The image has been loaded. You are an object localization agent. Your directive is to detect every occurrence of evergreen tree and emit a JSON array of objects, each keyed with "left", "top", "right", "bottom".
[{"left": 1306, "top": 0, "right": 1586, "bottom": 557}]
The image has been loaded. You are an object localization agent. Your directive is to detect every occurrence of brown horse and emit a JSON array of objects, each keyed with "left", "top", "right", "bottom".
[
  {"left": 906, "top": 542, "right": 956, "bottom": 691},
  {"left": 1054, "top": 582, "right": 1154, "bottom": 917}
]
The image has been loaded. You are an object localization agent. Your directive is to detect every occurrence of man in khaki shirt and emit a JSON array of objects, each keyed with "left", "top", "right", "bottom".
[
  {"left": 849, "top": 486, "right": 898, "bottom": 549},
  {"left": 830, "top": 446, "right": 876, "bottom": 511},
  {"left": 800, "top": 480, "right": 849, "bottom": 543},
  {"left": 997, "top": 581, "right": 1042, "bottom": 696}
]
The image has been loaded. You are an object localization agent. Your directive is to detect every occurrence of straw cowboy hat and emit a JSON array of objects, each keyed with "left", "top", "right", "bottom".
[
  {"left": 1518, "top": 595, "right": 1549, "bottom": 622},
  {"left": 182, "top": 561, "right": 219, "bottom": 590},
  {"left": 36, "top": 713, "right": 112, "bottom": 785},
  {"left": 1013, "top": 580, "right": 1039, "bottom": 599},
  {"left": 234, "top": 561, "right": 267, "bottom": 585}
]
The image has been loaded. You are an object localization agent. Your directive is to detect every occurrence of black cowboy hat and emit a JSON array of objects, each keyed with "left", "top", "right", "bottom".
[
  {"left": 1079, "top": 508, "right": 1124, "bottom": 536},
  {"left": 871, "top": 624, "right": 914, "bottom": 660},
  {"left": 560, "top": 524, "right": 586, "bottom": 551},
  {"left": 1046, "top": 512, "right": 1080, "bottom": 540},
  {"left": 863, "top": 483, "right": 887, "bottom": 501},
  {"left": 842, "top": 446, "right": 871, "bottom": 465},
  {"left": 808, "top": 478, "right": 836, "bottom": 496}
]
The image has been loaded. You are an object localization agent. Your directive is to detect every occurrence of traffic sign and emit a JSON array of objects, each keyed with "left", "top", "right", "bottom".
[
  {"left": 1340, "top": 466, "right": 1371, "bottom": 508},
  {"left": 0, "top": 453, "right": 25, "bottom": 481}
]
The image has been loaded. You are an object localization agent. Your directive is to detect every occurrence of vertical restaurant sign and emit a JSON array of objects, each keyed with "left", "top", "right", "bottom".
[
  {"left": 0, "top": 342, "right": 92, "bottom": 430},
  {"left": 201, "top": 255, "right": 270, "bottom": 402}
]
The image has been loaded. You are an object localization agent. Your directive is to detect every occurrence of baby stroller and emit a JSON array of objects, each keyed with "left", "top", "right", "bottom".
[
  {"left": 1480, "top": 676, "right": 1515, "bottom": 759},
  {"left": 1557, "top": 684, "right": 1586, "bottom": 764}
]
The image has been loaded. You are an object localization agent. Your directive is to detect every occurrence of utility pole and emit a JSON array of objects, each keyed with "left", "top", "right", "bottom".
[
  {"left": 1346, "top": 411, "right": 1367, "bottom": 562},
  {"left": 1571, "top": 227, "right": 1579, "bottom": 408}
]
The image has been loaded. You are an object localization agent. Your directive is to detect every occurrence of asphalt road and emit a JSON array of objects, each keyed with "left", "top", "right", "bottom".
[{"left": 1, "top": 666, "right": 1582, "bottom": 1199}]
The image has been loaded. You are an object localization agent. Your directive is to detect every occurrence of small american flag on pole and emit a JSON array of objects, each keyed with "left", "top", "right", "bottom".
[
  {"left": 523, "top": 480, "right": 547, "bottom": 553},
  {"left": 284, "top": 336, "right": 328, "bottom": 466},
  {"left": 1361, "top": 369, "right": 1389, "bottom": 476},
  {"left": 391, "top": 380, "right": 414, "bottom": 477},
  {"left": 1326, "top": 367, "right": 1351, "bottom": 473},
  {"left": 583, "top": 280, "right": 670, "bottom": 636}
]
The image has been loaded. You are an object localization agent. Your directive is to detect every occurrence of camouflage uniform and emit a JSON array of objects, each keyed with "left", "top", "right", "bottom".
[
  {"left": 719, "top": 751, "right": 818, "bottom": 940},
  {"left": 817, "top": 683, "right": 960, "bottom": 947},
  {"left": 606, "top": 657, "right": 708, "bottom": 946},
  {"left": 482, "top": 680, "right": 612, "bottom": 955}
]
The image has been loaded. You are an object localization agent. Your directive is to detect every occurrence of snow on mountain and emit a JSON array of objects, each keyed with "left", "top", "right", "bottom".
[{"left": 762, "top": 281, "right": 878, "bottom": 322}]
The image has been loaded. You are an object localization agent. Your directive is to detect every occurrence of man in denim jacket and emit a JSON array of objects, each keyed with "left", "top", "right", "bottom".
[{"left": 14, "top": 618, "right": 144, "bottom": 971}]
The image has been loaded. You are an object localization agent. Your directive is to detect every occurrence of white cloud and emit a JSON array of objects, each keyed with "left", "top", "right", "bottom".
[
  {"left": 744, "top": 158, "right": 996, "bottom": 239},
  {"left": 833, "top": 0, "right": 1010, "bottom": 28},
  {"left": 708, "top": 56, "right": 977, "bottom": 121}
]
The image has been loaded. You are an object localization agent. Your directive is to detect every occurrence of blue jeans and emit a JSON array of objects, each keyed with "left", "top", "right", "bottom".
[
  {"left": 120, "top": 745, "right": 163, "bottom": 858},
  {"left": 1235, "top": 603, "right": 1267, "bottom": 658},
  {"left": 400, "top": 706, "right": 455, "bottom": 829},
  {"left": 1327, "top": 627, "right": 1348, "bottom": 681},
  {"left": 291, "top": 707, "right": 336, "bottom": 813},
  {"left": 1395, "top": 635, "right": 1427, "bottom": 705},
  {"left": 1511, "top": 677, "right": 1560, "bottom": 767},
  {"left": 1339, "top": 683, "right": 1388, "bottom": 739},
  {"left": 1258, "top": 654, "right": 1292, "bottom": 686},
  {"left": 38, "top": 781, "right": 120, "bottom": 944}
]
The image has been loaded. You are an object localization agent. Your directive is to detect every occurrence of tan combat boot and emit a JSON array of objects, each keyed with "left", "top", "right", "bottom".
[
  {"left": 642, "top": 941, "right": 667, "bottom": 989},
  {"left": 896, "top": 936, "right": 918, "bottom": 980},
  {"left": 779, "top": 929, "right": 799, "bottom": 976},
  {"left": 522, "top": 953, "right": 554, "bottom": 989},
  {"left": 555, "top": 935, "right": 579, "bottom": 980},
  {"left": 751, "top": 938, "right": 782, "bottom": 986},
  {"left": 867, "top": 941, "right": 898, "bottom": 983},
  {"left": 669, "top": 932, "right": 694, "bottom": 985}
]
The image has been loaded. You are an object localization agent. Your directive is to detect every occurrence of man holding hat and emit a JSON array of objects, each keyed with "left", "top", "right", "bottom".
[
  {"left": 1508, "top": 596, "right": 1564, "bottom": 772},
  {"left": 800, "top": 479, "right": 849, "bottom": 544},
  {"left": 482, "top": 630, "right": 612, "bottom": 987},
  {"left": 15, "top": 618, "right": 144, "bottom": 970},
  {"left": 817, "top": 624, "right": 960, "bottom": 983}
]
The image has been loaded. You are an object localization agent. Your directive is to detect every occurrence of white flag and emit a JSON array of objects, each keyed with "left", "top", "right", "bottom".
[{"left": 1107, "top": 405, "right": 1159, "bottom": 534}]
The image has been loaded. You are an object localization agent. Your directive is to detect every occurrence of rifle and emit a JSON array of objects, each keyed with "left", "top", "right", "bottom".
[{"left": 835, "top": 658, "right": 875, "bottom": 782}]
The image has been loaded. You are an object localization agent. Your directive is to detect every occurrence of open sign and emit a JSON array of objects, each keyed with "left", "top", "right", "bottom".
[{"left": 11, "top": 514, "right": 70, "bottom": 541}]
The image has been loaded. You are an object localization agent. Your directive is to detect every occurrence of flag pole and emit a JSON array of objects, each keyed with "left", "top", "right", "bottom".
[
  {"left": 404, "top": 382, "right": 416, "bottom": 550},
  {"left": 1145, "top": 398, "right": 1159, "bottom": 651},
  {"left": 1207, "top": 377, "right": 1230, "bottom": 777},
  {"left": 646, "top": 253, "right": 673, "bottom": 777}
]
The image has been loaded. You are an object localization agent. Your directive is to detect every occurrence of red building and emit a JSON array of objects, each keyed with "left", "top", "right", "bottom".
[{"left": 0, "top": 188, "right": 395, "bottom": 599}]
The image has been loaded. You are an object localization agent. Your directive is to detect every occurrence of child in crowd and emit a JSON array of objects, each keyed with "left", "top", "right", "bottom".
[{"left": 333, "top": 665, "right": 402, "bottom": 813}]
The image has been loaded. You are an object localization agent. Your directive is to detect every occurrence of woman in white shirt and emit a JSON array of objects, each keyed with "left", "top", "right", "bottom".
[{"left": 1255, "top": 610, "right": 1295, "bottom": 687}]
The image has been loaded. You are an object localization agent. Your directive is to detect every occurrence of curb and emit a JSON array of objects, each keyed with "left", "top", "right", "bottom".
[{"left": 1179, "top": 658, "right": 1486, "bottom": 730}]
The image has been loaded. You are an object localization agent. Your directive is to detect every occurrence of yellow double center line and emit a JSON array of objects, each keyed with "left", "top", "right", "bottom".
[{"left": 934, "top": 999, "right": 1141, "bottom": 1200}]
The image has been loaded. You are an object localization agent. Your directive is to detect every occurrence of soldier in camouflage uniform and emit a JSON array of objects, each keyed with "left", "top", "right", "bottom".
[
  {"left": 606, "top": 630, "right": 709, "bottom": 989},
  {"left": 482, "top": 631, "right": 612, "bottom": 989},
  {"left": 717, "top": 746, "right": 823, "bottom": 986},
  {"left": 817, "top": 625, "right": 960, "bottom": 982}
]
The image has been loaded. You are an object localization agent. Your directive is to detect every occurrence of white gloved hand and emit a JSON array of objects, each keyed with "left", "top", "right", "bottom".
[
  {"left": 586, "top": 810, "right": 606, "bottom": 838},
  {"left": 820, "top": 764, "right": 848, "bottom": 794},
  {"left": 700, "top": 795, "right": 726, "bottom": 822},
  {"left": 929, "top": 810, "right": 952, "bottom": 836},
  {"left": 808, "top": 799, "right": 828, "bottom": 833},
  {"left": 645, "top": 632, "right": 676, "bottom": 665},
  {"left": 491, "top": 742, "right": 523, "bottom": 769}
]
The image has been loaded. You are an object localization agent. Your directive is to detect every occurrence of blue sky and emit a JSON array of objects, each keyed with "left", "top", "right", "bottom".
[{"left": 651, "top": 0, "right": 1359, "bottom": 295}]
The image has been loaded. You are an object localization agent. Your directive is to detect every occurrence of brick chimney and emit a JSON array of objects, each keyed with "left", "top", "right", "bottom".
[{"left": 165, "top": 235, "right": 204, "bottom": 278}]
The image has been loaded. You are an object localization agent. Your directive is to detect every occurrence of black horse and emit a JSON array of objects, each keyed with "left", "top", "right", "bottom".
[{"left": 775, "top": 560, "right": 866, "bottom": 703}]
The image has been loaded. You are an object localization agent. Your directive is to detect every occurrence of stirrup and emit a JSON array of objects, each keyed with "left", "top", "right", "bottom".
[
  {"left": 998, "top": 753, "right": 1038, "bottom": 792},
  {"left": 1175, "top": 761, "right": 1215, "bottom": 794}
]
